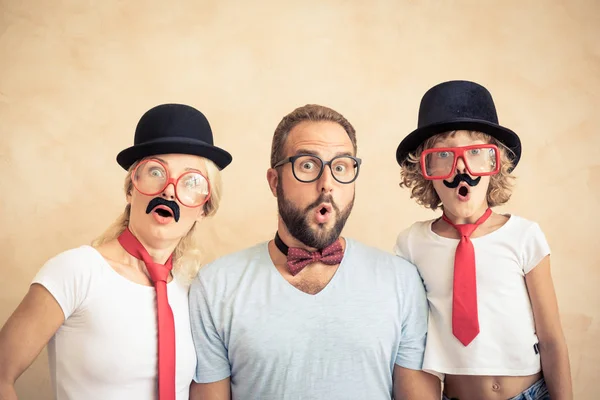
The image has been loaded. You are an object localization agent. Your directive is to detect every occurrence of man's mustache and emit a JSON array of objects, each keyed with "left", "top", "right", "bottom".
[
  {"left": 304, "top": 193, "right": 340, "bottom": 214},
  {"left": 443, "top": 173, "right": 481, "bottom": 188},
  {"left": 145, "top": 197, "right": 180, "bottom": 222}
]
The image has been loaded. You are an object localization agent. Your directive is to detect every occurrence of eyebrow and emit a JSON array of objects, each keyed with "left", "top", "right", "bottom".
[
  {"left": 152, "top": 157, "right": 204, "bottom": 173},
  {"left": 293, "top": 149, "right": 354, "bottom": 158}
]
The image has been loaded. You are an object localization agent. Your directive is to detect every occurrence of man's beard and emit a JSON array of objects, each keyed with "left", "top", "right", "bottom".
[{"left": 276, "top": 181, "right": 354, "bottom": 249}]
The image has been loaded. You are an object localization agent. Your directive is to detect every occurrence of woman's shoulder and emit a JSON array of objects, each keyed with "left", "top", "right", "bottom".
[{"left": 35, "top": 245, "right": 106, "bottom": 282}]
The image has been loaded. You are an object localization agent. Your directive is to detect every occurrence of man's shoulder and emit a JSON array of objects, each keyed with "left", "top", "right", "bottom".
[
  {"left": 196, "top": 242, "right": 268, "bottom": 280},
  {"left": 346, "top": 238, "right": 419, "bottom": 273},
  {"left": 346, "top": 238, "right": 393, "bottom": 258}
]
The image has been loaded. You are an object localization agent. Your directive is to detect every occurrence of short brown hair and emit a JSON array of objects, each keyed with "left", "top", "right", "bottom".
[
  {"left": 399, "top": 130, "right": 516, "bottom": 210},
  {"left": 270, "top": 104, "right": 357, "bottom": 167}
]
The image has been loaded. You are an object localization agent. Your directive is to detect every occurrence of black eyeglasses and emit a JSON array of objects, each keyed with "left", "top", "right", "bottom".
[{"left": 273, "top": 154, "right": 362, "bottom": 184}]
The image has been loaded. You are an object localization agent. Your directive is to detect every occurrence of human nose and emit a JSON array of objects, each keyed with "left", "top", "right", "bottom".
[
  {"left": 455, "top": 156, "right": 467, "bottom": 174},
  {"left": 161, "top": 178, "right": 177, "bottom": 201},
  {"left": 317, "top": 163, "right": 335, "bottom": 193}
]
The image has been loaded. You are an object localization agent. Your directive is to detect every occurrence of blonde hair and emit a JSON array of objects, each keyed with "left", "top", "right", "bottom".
[
  {"left": 91, "top": 157, "right": 223, "bottom": 282},
  {"left": 399, "top": 130, "right": 515, "bottom": 210}
]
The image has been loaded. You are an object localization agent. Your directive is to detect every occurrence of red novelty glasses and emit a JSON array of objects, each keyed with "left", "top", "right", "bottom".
[
  {"left": 420, "top": 144, "right": 500, "bottom": 180},
  {"left": 132, "top": 159, "right": 211, "bottom": 207}
]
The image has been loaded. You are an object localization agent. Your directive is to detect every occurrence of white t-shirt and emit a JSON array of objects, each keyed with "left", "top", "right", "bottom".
[
  {"left": 32, "top": 245, "right": 196, "bottom": 400},
  {"left": 394, "top": 215, "right": 550, "bottom": 378}
]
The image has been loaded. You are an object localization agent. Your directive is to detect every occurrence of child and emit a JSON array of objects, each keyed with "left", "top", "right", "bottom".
[{"left": 394, "top": 80, "right": 572, "bottom": 400}]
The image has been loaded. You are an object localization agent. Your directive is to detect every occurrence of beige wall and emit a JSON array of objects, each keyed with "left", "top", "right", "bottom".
[{"left": 1, "top": 0, "right": 598, "bottom": 398}]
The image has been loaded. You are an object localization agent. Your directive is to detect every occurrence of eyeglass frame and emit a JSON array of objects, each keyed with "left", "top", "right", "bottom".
[
  {"left": 273, "top": 153, "right": 362, "bottom": 184},
  {"left": 131, "top": 158, "right": 212, "bottom": 208},
  {"left": 420, "top": 144, "right": 501, "bottom": 180}
]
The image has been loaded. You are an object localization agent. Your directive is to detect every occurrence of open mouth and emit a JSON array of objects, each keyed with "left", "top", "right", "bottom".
[
  {"left": 318, "top": 203, "right": 332, "bottom": 215},
  {"left": 153, "top": 205, "right": 174, "bottom": 218},
  {"left": 456, "top": 183, "right": 470, "bottom": 201},
  {"left": 314, "top": 203, "right": 333, "bottom": 224}
]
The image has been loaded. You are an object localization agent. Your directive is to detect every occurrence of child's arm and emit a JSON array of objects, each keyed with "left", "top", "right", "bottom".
[{"left": 525, "top": 255, "right": 573, "bottom": 400}]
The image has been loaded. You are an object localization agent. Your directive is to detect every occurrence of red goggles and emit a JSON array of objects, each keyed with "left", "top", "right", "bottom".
[{"left": 420, "top": 144, "right": 500, "bottom": 180}]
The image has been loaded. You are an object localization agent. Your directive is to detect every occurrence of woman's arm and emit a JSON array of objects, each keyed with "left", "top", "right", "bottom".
[{"left": 0, "top": 284, "right": 64, "bottom": 400}]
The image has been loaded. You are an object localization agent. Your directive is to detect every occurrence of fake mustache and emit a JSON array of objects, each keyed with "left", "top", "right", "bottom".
[
  {"left": 146, "top": 197, "right": 180, "bottom": 222},
  {"left": 443, "top": 173, "right": 481, "bottom": 189}
]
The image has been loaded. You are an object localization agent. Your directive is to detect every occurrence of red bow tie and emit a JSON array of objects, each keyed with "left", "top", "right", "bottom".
[{"left": 274, "top": 232, "right": 344, "bottom": 276}]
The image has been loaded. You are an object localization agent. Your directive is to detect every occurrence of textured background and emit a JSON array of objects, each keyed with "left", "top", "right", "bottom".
[{"left": 1, "top": 0, "right": 598, "bottom": 398}]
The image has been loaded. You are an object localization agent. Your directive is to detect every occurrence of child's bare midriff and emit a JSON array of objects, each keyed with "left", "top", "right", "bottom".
[{"left": 444, "top": 372, "right": 542, "bottom": 400}]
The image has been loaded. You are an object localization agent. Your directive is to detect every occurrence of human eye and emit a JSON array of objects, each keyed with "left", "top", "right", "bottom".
[
  {"left": 297, "top": 156, "right": 320, "bottom": 171},
  {"left": 148, "top": 167, "right": 165, "bottom": 178},
  {"left": 184, "top": 175, "right": 199, "bottom": 188},
  {"left": 301, "top": 161, "right": 315, "bottom": 170},
  {"left": 183, "top": 174, "right": 209, "bottom": 193},
  {"left": 334, "top": 164, "right": 346, "bottom": 173},
  {"left": 333, "top": 157, "right": 354, "bottom": 173}
]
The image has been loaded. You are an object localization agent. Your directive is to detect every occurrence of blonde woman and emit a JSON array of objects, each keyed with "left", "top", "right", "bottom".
[
  {"left": 394, "top": 80, "right": 572, "bottom": 400},
  {"left": 0, "top": 104, "right": 232, "bottom": 400}
]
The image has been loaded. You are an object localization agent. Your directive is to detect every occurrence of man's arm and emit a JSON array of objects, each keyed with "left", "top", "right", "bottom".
[
  {"left": 189, "top": 378, "right": 231, "bottom": 400},
  {"left": 393, "top": 366, "right": 440, "bottom": 400},
  {"left": 188, "top": 275, "right": 232, "bottom": 399},
  {"left": 525, "top": 255, "right": 572, "bottom": 400},
  {"left": 393, "top": 258, "right": 440, "bottom": 399}
]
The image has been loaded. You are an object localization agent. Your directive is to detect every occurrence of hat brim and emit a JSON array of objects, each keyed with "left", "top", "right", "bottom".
[
  {"left": 116, "top": 137, "right": 233, "bottom": 170},
  {"left": 396, "top": 118, "right": 522, "bottom": 170}
]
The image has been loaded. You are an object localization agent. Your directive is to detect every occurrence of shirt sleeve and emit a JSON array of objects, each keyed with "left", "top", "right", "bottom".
[
  {"left": 395, "top": 260, "right": 429, "bottom": 370},
  {"left": 31, "top": 247, "right": 94, "bottom": 320},
  {"left": 522, "top": 222, "right": 551, "bottom": 274},
  {"left": 393, "top": 226, "right": 413, "bottom": 262},
  {"left": 188, "top": 274, "right": 232, "bottom": 383}
]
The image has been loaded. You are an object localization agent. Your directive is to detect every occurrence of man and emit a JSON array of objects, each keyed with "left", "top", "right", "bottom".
[{"left": 189, "top": 104, "right": 439, "bottom": 399}]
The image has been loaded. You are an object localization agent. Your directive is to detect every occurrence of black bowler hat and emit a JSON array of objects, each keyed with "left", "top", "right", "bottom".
[
  {"left": 116, "top": 103, "right": 232, "bottom": 170},
  {"left": 396, "top": 80, "right": 521, "bottom": 170}
]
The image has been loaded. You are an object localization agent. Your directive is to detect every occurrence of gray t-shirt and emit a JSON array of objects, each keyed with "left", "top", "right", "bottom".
[{"left": 189, "top": 238, "right": 428, "bottom": 399}]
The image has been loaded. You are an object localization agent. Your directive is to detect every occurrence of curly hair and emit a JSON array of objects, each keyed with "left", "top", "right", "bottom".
[
  {"left": 91, "top": 157, "right": 223, "bottom": 283},
  {"left": 399, "top": 130, "right": 515, "bottom": 210}
]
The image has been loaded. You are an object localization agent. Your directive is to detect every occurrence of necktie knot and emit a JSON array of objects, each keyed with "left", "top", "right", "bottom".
[
  {"left": 146, "top": 262, "right": 171, "bottom": 284},
  {"left": 455, "top": 224, "right": 478, "bottom": 238},
  {"left": 442, "top": 208, "right": 492, "bottom": 238},
  {"left": 134, "top": 246, "right": 173, "bottom": 285}
]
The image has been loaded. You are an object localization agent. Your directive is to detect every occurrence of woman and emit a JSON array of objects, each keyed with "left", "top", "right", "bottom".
[{"left": 0, "top": 103, "right": 233, "bottom": 400}]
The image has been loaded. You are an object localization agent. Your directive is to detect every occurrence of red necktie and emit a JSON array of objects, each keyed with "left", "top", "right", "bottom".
[
  {"left": 118, "top": 228, "right": 176, "bottom": 400},
  {"left": 274, "top": 232, "right": 344, "bottom": 276},
  {"left": 442, "top": 208, "right": 492, "bottom": 346}
]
